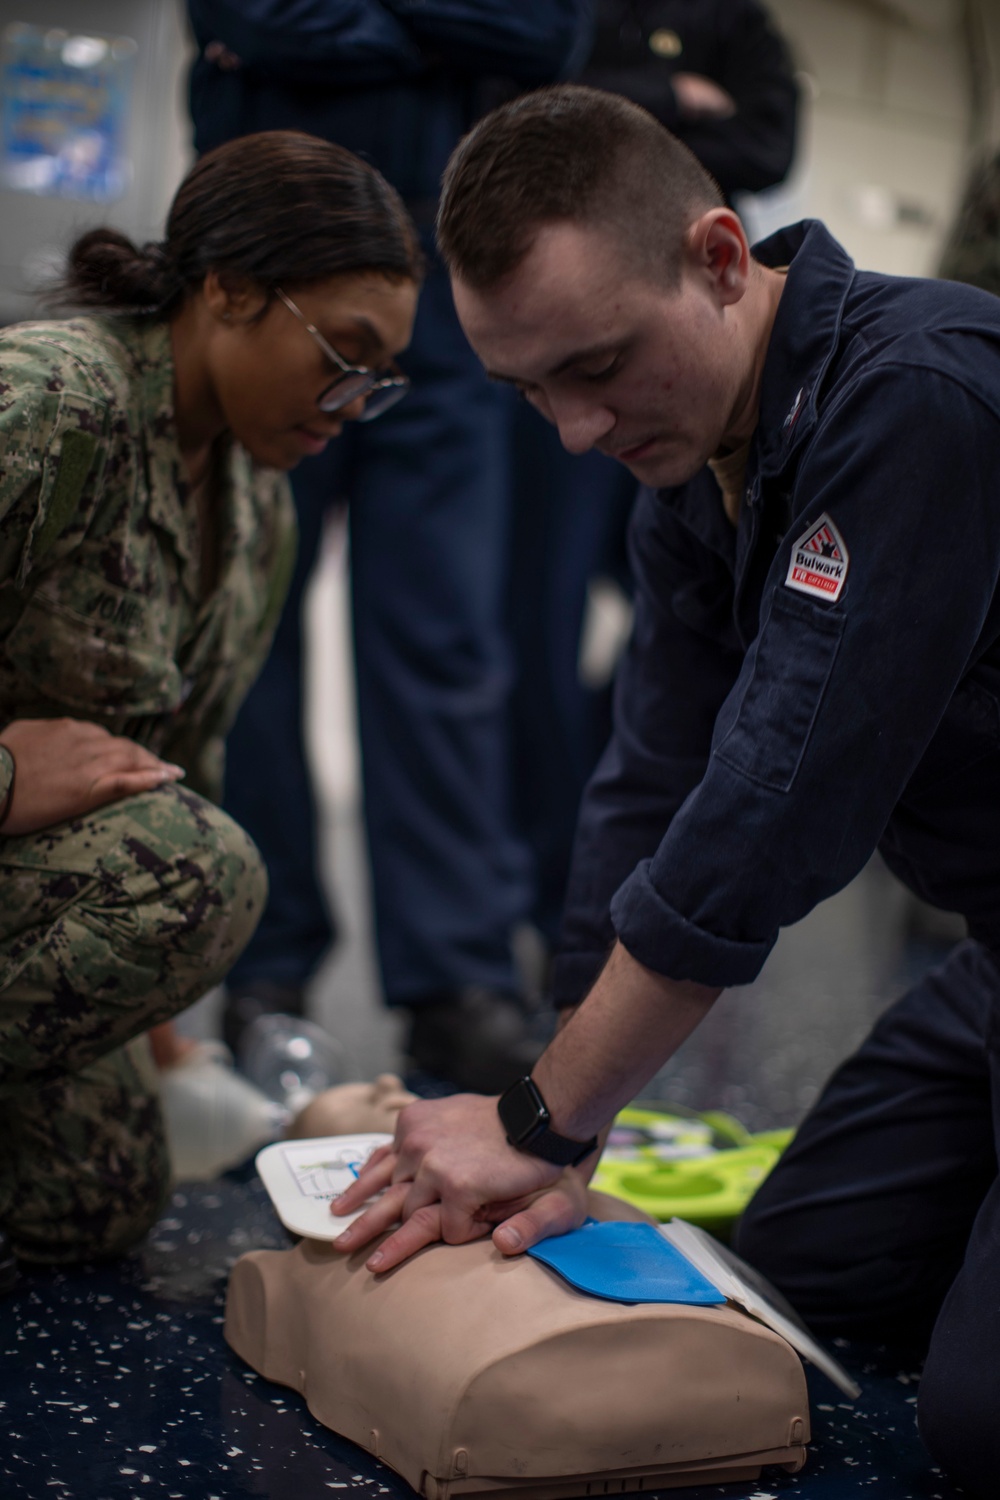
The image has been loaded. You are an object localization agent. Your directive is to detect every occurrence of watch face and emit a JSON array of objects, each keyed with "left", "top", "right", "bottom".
[{"left": 501, "top": 1078, "right": 548, "bottom": 1144}]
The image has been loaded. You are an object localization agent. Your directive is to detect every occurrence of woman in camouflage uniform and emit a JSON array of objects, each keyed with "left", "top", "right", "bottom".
[{"left": 0, "top": 131, "right": 421, "bottom": 1268}]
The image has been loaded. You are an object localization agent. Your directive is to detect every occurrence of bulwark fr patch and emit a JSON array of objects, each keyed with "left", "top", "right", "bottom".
[{"left": 785, "top": 513, "right": 849, "bottom": 602}]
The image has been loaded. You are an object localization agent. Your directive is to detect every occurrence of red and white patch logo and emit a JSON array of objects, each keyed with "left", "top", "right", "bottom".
[{"left": 784, "top": 513, "right": 849, "bottom": 603}]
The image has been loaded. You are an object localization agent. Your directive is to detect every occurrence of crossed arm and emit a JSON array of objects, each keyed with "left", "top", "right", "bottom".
[{"left": 331, "top": 941, "right": 720, "bottom": 1271}]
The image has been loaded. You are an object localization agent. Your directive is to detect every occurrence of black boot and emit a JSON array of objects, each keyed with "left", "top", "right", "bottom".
[{"left": 405, "top": 987, "right": 549, "bottom": 1094}]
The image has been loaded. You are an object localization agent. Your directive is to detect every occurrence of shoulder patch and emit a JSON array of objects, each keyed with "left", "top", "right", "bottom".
[
  {"left": 34, "top": 428, "right": 98, "bottom": 559},
  {"left": 785, "top": 513, "right": 849, "bottom": 603}
]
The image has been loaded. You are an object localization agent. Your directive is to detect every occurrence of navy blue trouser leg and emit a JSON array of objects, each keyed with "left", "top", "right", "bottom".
[
  {"left": 349, "top": 249, "right": 531, "bottom": 1003},
  {"left": 736, "top": 938, "right": 1000, "bottom": 1496},
  {"left": 223, "top": 250, "right": 532, "bottom": 1002},
  {"left": 222, "top": 451, "right": 336, "bottom": 990}
]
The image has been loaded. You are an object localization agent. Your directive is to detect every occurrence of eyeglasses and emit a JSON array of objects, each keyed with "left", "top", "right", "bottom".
[{"left": 275, "top": 287, "right": 410, "bottom": 421}]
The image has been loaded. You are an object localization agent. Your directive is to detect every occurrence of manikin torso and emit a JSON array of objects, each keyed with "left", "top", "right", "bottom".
[{"left": 228, "top": 1087, "right": 811, "bottom": 1498}]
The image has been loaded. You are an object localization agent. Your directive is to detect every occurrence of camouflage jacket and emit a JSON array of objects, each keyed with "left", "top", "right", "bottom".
[{"left": 0, "top": 316, "right": 296, "bottom": 802}]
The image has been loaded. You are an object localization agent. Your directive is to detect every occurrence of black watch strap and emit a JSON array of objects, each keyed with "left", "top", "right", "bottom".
[{"left": 498, "top": 1076, "right": 598, "bottom": 1169}]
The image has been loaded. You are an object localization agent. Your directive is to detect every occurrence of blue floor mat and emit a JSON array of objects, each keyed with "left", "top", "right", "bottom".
[{"left": 0, "top": 1171, "right": 962, "bottom": 1500}]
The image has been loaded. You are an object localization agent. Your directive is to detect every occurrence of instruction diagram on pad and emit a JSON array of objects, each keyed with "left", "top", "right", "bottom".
[
  {"left": 284, "top": 1141, "right": 380, "bottom": 1200},
  {"left": 257, "top": 1133, "right": 393, "bottom": 1240}
]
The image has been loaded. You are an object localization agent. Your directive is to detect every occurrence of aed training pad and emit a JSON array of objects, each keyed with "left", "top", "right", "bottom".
[
  {"left": 527, "top": 1219, "right": 725, "bottom": 1305},
  {"left": 256, "top": 1133, "right": 392, "bottom": 1240}
]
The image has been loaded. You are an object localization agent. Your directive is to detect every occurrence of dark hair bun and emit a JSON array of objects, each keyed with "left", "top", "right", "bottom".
[{"left": 61, "top": 228, "right": 180, "bottom": 312}]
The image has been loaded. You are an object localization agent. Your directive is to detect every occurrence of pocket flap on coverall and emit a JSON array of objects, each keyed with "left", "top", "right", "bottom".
[{"left": 715, "top": 589, "right": 845, "bottom": 794}]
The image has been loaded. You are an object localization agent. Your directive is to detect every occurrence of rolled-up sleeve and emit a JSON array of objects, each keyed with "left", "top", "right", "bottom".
[{"left": 611, "top": 364, "right": 1000, "bottom": 989}]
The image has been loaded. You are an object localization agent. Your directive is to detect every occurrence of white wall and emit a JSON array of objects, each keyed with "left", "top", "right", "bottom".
[
  {"left": 150, "top": 0, "right": 196, "bottom": 229},
  {"left": 751, "top": 0, "right": 994, "bottom": 276},
  {"left": 0, "top": 0, "right": 194, "bottom": 320}
]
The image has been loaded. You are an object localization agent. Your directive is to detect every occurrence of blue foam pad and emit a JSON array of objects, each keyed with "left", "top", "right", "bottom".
[{"left": 526, "top": 1219, "right": 725, "bottom": 1305}]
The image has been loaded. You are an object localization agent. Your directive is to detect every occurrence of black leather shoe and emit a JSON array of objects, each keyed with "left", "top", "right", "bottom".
[
  {"left": 0, "top": 1231, "right": 19, "bottom": 1295},
  {"left": 405, "top": 987, "right": 549, "bottom": 1094},
  {"left": 222, "top": 980, "right": 306, "bottom": 1057}
]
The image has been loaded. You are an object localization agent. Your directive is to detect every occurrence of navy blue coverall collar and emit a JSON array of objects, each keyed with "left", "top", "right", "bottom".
[
  {"left": 659, "top": 220, "right": 854, "bottom": 575},
  {"left": 752, "top": 220, "right": 855, "bottom": 479}
]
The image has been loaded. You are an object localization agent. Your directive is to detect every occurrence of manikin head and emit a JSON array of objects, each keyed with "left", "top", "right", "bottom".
[
  {"left": 286, "top": 1073, "right": 416, "bottom": 1139},
  {"left": 437, "top": 86, "right": 780, "bottom": 489}
]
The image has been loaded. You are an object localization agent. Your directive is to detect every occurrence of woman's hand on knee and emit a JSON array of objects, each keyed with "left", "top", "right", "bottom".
[{"left": 0, "top": 718, "right": 184, "bottom": 835}]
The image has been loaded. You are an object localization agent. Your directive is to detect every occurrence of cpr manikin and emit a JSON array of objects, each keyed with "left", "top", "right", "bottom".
[{"left": 226, "top": 1090, "right": 810, "bottom": 1498}]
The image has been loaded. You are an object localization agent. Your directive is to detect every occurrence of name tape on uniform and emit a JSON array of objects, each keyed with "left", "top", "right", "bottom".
[{"left": 785, "top": 513, "right": 849, "bottom": 603}]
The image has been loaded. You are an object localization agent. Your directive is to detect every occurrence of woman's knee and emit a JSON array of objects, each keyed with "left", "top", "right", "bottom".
[
  {"left": 0, "top": 790, "right": 267, "bottom": 1084},
  {"left": 96, "top": 784, "right": 269, "bottom": 996}
]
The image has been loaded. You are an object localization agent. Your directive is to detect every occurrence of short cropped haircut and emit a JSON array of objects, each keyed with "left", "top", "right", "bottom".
[{"left": 437, "top": 85, "right": 724, "bottom": 290}]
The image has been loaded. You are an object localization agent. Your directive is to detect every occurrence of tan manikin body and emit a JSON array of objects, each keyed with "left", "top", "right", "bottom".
[{"left": 226, "top": 1084, "right": 810, "bottom": 1498}]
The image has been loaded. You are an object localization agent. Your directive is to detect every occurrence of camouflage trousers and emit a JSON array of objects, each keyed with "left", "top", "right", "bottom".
[{"left": 0, "top": 783, "right": 266, "bottom": 1264}]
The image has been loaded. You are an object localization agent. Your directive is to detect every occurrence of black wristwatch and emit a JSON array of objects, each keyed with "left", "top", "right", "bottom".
[{"left": 498, "top": 1076, "right": 598, "bottom": 1168}]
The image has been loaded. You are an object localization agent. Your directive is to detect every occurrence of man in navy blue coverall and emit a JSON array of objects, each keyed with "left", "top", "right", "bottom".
[
  {"left": 334, "top": 86, "right": 1000, "bottom": 1497},
  {"left": 187, "top": 1, "right": 590, "bottom": 1087},
  {"left": 509, "top": 0, "right": 799, "bottom": 949}
]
